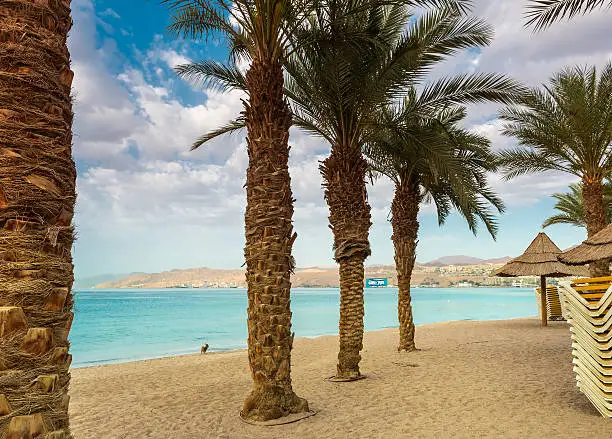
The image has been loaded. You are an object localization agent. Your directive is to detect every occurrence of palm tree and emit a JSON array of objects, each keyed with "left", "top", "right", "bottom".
[
  {"left": 162, "top": 0, "right": 310, "bottom": 421},
  {"left": 542, "top": 181, "right": 612, "bottom": 229},
  {"left": 367, "top": 97, "right": 503, "bottom": 352},
  {"left": 499, "top": 63, "right": 612, "bottom": 277},
  {"left": 525, "top": 0, "right": 612, "bottom": 30},
  {"left": 0, "top": 1, "right": 76, "bottom": 438},
  {"left": 284, "top": 2, "right": 523, "bottom": 378},
  {"left": 179, "top": 0, "right": 523, "bottom": 379}
]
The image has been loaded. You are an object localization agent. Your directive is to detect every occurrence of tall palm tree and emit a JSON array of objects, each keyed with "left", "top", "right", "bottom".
[
  {"left": 526, "top": 0, "right": 612, "bottom": 30},
  {"left": 181, "top": 0, "right": 523, "bottom": 379},
  {"left": 0, "top": 1, "right": 76, "bottom": 438},
  {"left": 284, "top": 2, "right": 522, "bottom": 378},
  {"left": 542, "top": 181, "right": 612, "bottom": 229},
  {"left": 163, "top": 0, "right": 311, "bottom": 421},
  {"left": 367, "top": 97, "right": 503, "bottom": 352},
  {"left": 499, "top": 63, "right": 612, "bottom": 277}
]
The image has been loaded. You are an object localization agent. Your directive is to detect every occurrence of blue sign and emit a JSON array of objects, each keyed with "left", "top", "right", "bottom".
[{"left": 366, "top": 278, "right": 388, "bottom": 288}]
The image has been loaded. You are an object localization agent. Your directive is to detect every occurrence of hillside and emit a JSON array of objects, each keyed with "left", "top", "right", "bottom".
[
  {"left": 94, "top": 257, "right": 513, "bottom": 289},
  {"left": 423, "top": 255, "right": 512, "bottom": 267}
]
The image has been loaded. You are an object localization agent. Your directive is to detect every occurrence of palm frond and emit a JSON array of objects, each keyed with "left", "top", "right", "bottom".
[
  {"left": 542, "top": 181, "right": 612, "bottom": 228},
  {"left": 497, "top": 148, "right": 576, "bottom": 179},
  {"left": 525, "top": 0, "right": 612, "bottom": 31},
  {"left": 191, "top": 116, "right": 247, "bottom": 150},
  {"left": 416, "top": 73, "right": 527, "bottom": 111},
  {"left": 367, "top": 88, "right": 504, "bottom": 239},
  {"left": 499, "top": 64, "right": 612, "bottom": 182},
  {"left": 175, "top": 61, "right": 247, "bottom": 92}
]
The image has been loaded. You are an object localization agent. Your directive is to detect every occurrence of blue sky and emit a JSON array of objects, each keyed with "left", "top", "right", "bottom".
[{"left": 68, "top": 0, "right": 612, "bottom": 279}]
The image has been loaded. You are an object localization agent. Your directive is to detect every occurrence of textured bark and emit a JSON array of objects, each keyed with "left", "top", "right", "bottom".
[
  {"left": 321, "top": 144, "right": 371, "bottom": 379},
  {"left": 241, "top": 58, "right": 308, "bottom": 421},
  {"left": 0, "top": 1, "right": 75, "bottom": 437},
  {"left": 583, "top": 180, "right": 610, "bottom": 277},
  {"left": 391, "top": 181, "right": 419, "bottom": 352}
]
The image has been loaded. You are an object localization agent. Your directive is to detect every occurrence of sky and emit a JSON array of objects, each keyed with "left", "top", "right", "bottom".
[{"left": 68, "top": 0, "right": 612, "bottom": 279}]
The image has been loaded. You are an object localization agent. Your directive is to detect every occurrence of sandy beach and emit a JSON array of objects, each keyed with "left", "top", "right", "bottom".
[{"left": 70, "top": 318, "right": 612, "bottom": 438}]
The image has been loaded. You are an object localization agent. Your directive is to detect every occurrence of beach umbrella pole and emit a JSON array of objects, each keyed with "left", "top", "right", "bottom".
[{"left": 540, "top": 275, "right": 547, "bottom": 327}]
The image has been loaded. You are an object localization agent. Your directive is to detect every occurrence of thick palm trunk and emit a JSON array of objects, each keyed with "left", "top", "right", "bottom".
[
  {"left": 241, "top": 58, "right": 308, "bottom": 421},
  {"left": 391, "top": 182, "right": 419, "bottom": 352},
  {"left": 321, "top": 145, "right": 371, "bottom": 379},
  {"left": 0, "top": 1, "right": 75, "bottom": 438},
  {"left": 583, "top": 180, "right": 610, "bottom": 277}
]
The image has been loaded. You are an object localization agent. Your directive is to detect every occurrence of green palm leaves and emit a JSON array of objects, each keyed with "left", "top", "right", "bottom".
[
  {"left": 284, "top": 3, "right": 501, "bottom": 149},
  {"left": 526, "top": 0, "right": 612, "bottom": 30},
  {"left": 498, "top": 64, "right": 612, "bottom": 182},
  {"left": 163, "top": 0, "right": 313, "bottom": 61},
  {"left": 499, "top": 63, "right": 612, "bottom": 276},
  {"left": 367, "top": 98, "right": 505, "bottom": 239},
  {"left": 542, "top": 182, "right": 612, "bottom": 228}
]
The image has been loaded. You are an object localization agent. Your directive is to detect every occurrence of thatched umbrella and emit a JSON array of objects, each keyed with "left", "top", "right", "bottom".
[
  {"left": 492, "top": 232, "right": 588, "bottom": 327},
  {"left": 559, "top": 224, "right": 612, "bottom": 266}
]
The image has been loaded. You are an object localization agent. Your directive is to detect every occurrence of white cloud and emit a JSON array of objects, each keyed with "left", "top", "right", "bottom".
[
  {"left": 100, "top": 8, "right": 120, "bottom": 19},
  {"left": 69, "top": 0, "right": 611, "bottom": 276},
  {"left": 158, "top": 49, "right": 192, "bottom": 70}
]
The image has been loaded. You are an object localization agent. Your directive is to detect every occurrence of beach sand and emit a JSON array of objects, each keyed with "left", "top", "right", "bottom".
[{"left": 70, "top": 318, "right": 612, "bottom": 438}]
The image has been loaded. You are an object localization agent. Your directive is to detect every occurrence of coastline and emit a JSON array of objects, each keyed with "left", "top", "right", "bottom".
[
  {"left": 79, "top": 285, "right": 537, "bottom": 291},
  {"left": 69, "top": 318, "right": 610, "bottom": 439},
  {"left": 70, "top": 314, "right": 536, "bottom": 369}
]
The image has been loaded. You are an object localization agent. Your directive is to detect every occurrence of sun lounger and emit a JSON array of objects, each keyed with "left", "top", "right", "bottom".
[
  {"left": 558, "top": 276, "right": 612, "bottom": 417},
  {"left": 561, "top": 287, "right": 612, "bottom": 317},
  {"left": 573, "top": 342, "right": 612, "bottom": 370},
  {"left": 573, "top": 355, "right": 612, "bottom": 384},
  {"left": 536, "top": 286, "right": 565, "bottom": 321},
  {"left": 575, "top": 365, "right": 612, "bottom": 395},
  {"left": 576, "top": 374, "right": 612, "bottom": 416},
  {"left": 571, "top": 336, "right": 612, "bottom": 360},
  {"left": 560, "top": 277, "right": 612, "bottom": 309},
  {"left": 570, "top": 327, "right": 612, "bottom": 352}
]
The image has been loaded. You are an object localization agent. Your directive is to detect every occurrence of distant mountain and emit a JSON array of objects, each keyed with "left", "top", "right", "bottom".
[
  {"left": 74, "top": 273, "right": 139, "bottom": 289},
  {"left": 94, "top": 265, "right": 401, "bottom": 289},
  {"left": 95, "top": 267, "right": 245, "bottom": 289},
  {"left": 422, "top": 255, "right": 512, "bottom": 267},
  {"left": 483, "top": 256, "right": 513, "bottom": 265}
]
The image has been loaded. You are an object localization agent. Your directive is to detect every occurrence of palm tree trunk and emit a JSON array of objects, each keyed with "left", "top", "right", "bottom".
[
  {"left": 583, "top": 180, "right": 610, "bottom": 277},
  {"left": 320, "top": 144, "right": 372, "bottom": 379},
  {"left": 0, "top": 1, "right": 75, "bottom": 438},
  {"left": 391, "top": 181, "right": 419, "bottom": 352},
  {"left": 241, "top": 57, "right": 308, "bottom": 421}
]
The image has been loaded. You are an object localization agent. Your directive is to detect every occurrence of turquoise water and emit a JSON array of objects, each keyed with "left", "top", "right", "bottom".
[{"left": 70, "top": 287, "right": 535, "bottom": 368}]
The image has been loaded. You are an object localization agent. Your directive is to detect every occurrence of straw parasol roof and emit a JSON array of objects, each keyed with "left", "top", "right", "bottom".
[
  {"left": 559, "top": 224, "right": 612, "bottom": 265},
  {"left": 492, "top": 232, "right": 588, "bottom": 277}
]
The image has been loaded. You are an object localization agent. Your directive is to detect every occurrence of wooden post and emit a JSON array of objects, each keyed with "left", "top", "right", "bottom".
[{"left": 540, "top": 275, "right": 547, "bottom": 327}]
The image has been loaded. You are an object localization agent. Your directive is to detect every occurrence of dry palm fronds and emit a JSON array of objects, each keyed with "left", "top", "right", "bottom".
[
  {"left": 560, "top": 225, "right": 612, "bottom": 265},
  {"left": 493, "top": 232, "right": 588, "bottom": 277}
]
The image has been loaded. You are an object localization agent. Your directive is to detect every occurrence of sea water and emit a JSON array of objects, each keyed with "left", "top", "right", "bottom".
[{"left": 70, "top": 287, "right": 535, "bottom": 367}]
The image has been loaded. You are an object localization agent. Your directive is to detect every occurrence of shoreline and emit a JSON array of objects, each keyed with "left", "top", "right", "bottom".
[
  {"left": 71, "top": 315, "right": 536, "bottom": 369},
  {"left": 78, "top": 285, "right": 536, "bottom": 291},
  {"left": 70, "top": 317, "right": 611, "bottom": 439}
]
